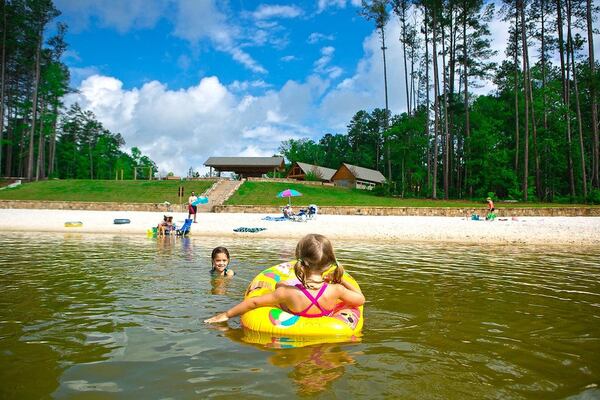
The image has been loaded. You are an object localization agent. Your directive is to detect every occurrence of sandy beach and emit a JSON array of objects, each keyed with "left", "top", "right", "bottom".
[{"left": 0, "top": 208, "right": 599, "bottom": 246}]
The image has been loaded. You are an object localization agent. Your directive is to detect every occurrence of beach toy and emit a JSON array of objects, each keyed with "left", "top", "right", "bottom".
[
  {"left": 113, "top": 218, "right": 131, "bottom": 224},
  {"left": 241, "top": 261, "right": 363, "bottom": 337},
  {"left": 64, "top": 221, "right": 83, "bottom": 228},
  {"left": 192, "top": 196, "right": 208, "bottom": 206}
]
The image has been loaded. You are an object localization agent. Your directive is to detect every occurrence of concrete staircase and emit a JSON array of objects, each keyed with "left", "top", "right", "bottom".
[{"left": 197, "top": 179, "right": 244, "bottom": 212}]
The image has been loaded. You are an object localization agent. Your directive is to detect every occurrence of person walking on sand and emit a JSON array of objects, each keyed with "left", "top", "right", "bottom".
[
  {"left": 188, "top": 191, "right": 198, "bottom": 223},
  {"left": 486, "top": 197, "right": 495, "bottom": 213},
  {"left": 486, "top": 197, "right": 496, "bottom": 220}
]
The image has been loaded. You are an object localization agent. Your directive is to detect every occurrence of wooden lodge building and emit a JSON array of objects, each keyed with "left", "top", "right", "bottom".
[
  {"left": 204, "top": 157, "right": 285, "bottom": 178},
  {"left": 203, "top": 157, "right": 385, "bottom": 190},
  {"left": 331, "top": 163, "right": 386, "bottom": 190},
  {"left": 286, "top": 162, "right": 337, "bottom": 182}
]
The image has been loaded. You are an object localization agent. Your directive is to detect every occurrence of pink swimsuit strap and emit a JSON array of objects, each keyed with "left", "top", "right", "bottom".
[{"left": 292, "top": 283, "right": 333, "bottom": 318}]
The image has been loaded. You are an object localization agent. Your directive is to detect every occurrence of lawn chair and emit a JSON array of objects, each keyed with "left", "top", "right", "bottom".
[
  {"left": 176, "top": 218, "right": 193, "bottom": 236},
  {"left": 307, "top": 204, "right": 318, "bottom": 219},
  {"left": 297, "top": 204, "right": 318, "bottom": 221}
]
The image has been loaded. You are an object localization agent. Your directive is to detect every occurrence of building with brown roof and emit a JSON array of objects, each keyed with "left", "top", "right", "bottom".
[
  {"left": 286, "top": 162, "right": 337, "bottom": 182},
  {"left": 204, "top": 157, "right": 285, "bottom": 178},
  {"left": 331, "top": 163, "right": 386, "bottom": 190}
]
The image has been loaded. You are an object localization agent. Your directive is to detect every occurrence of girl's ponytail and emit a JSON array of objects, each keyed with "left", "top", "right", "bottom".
[
  {"left": 294, "top": 259, "right": 308, "bottom": 288},
  {"left": 328, "top": 260, "right": 345, "bottom": 284}
]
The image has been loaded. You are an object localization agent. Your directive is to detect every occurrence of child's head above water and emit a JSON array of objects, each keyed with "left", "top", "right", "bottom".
[
  {"left": 211, "top": 246, "right": 232, "bottom": 276},
  {"left": 294, "top": 234, "right": 344, "bottom": 287}
]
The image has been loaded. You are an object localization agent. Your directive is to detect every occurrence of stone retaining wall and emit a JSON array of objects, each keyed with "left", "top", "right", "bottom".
[
  {"left": 1, "top": 200, "right": 598, "bottom": 216},
  {"left": 0, "top": 200, "right": 185, "bottom": 213},
  {"left": 213, "top": 204, "right": 600, "bottom": 217}
]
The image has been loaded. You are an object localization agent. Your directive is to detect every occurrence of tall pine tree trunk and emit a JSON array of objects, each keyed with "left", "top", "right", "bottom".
[
  {"left": 587, "top": 0, "right": 599, "bottom": 188},
  {"left": 518, "top": 0, "right": 530, "bottom": 200},
  {"left": 463, "top": 0, "right": 472, "bottom": 197},
  {"left": 541, "top": 0, "right": 549, "bottom": 199},
  {"left": 424, "top": 6, "right": 432, "bottom": 194},
  {"left": 0, "top": 1, "right": 6, "bottom": 177},
  {"left": 432, "top": 8, "right": 440, "bottom": 200},
  {"left": 381, "top": 26, "right": 392, "bottom": 182},
  {"left": 27, "top": 29, "right": 42, "bottom": 180},
  {"left": 48, "top": 102, "right": 58, "bottom": 177},
  {"left": 514, "top": 8, "right": 520, "bottom": 174},
  {"left": 400, "top": 5, "right": 411, "bottom": 114},
  {"left": 567, "top": 0, "right": 587, "bottom": 197},
  {"left": 441, "top": 23, "right": 450, "bottom": 199},
  {"left": 35, "top": 98, "right": 45, "bottom": 180},
  {"left": 557, "top": 0, "right": 576, "bottom": 198}
]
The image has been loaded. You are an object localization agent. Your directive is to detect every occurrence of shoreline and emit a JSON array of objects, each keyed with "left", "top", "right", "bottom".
[{"left": 1, "top": 208, "right": 599, "bottom": 246}]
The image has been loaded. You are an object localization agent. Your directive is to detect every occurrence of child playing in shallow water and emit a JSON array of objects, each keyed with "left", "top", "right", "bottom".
[
  {"left": 210, "top": 246, "right": 234, "bottom": 277},
  {"left": 204, "top": 234, "right": 364, "bottom": 323}
]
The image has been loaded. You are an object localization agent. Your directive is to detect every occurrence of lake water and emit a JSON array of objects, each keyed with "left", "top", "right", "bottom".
[{"left": 0, "top": 233, "right": 599, "bottom": 399}]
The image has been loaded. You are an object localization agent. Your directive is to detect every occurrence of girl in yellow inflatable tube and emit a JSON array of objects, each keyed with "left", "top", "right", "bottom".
[{"left": 204, "top": 234, "right": 365, "bottom": 325}]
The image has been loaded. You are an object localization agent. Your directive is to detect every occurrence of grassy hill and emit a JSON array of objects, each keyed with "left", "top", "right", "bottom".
[
  {"left": 0, "top": 179, "right": 215, "bottom": 203},
  {"left": 0, "top": 179, "right": 594, "bottom": 208},
  {"left": 226, "top": 181, "right": 546, "bottom": 208}
]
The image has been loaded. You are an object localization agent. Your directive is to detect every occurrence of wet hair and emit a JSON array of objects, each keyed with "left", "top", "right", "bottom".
[
  {"left": 294, "top": 234, "right": 344, "bottom": 289},
  {"left": 211, "top": 246, "right": 230, "bottom": 262}
]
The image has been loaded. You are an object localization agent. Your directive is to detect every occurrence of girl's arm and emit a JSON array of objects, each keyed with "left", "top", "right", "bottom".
[
  {"left": 337, "top": 283, "right": 365, "bottom": 307},
  {"left": 204, "top": 288, "right": 283, "bottom": 323}
]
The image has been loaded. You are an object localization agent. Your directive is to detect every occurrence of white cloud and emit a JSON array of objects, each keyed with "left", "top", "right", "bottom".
[
  {"left": 317, "top": 0, "right": 361, "bottom": 13},
  {"left": 228, "top": 80, "right": 271, "bottom": 92},
  {"left": 251, "top": 5, "right": 303, "bottom": 20},
  {"left": 54, "top": 0, "right": 168, "bottom": 33},
  {"left": 65, "top": 74, "right": 316, "bottom": 174},
  {"left": 314, "top": 46, "right": 343, "bottom": 79},
  {"left": 308, "top": 32, "right": 335, "bottom": 44},
  {"left": 281, "top": 55, "right": 297, "bottom": 62}
]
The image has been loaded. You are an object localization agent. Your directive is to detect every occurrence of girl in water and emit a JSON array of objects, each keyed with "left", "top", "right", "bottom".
[
  {"left": 204, "top": 234, "right": 364, "bottom": 323},
  {"left": 210, "top": 246, "right": 234, "bottom": 277}
]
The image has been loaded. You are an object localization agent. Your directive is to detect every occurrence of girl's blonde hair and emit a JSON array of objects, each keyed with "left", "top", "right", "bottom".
[{"left": 294, "top": 234, "right": 344, "bottom": 289}]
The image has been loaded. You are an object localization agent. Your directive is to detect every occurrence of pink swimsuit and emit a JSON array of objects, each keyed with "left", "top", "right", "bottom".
[{"left": 284, "top": 283, "right": 333, "bottom": 318}]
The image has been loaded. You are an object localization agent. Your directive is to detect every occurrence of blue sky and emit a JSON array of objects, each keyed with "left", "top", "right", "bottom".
[{"left": 53, "top": 0, "right": 599, "bottom": 176}]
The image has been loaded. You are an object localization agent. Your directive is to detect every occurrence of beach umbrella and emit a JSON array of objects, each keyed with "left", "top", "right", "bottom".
[{"left": 277, "top": 188, "right": 302, "bottom": 205}]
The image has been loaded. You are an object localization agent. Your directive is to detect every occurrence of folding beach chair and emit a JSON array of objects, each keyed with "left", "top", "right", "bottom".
[{"left": 176, "top": 218, "right": 193, "bottom": 236}]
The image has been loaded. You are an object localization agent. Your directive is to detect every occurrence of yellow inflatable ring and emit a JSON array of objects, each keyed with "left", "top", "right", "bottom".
[
  {"left": 240, "top": 261, "right": 364, "bottom": 337},
  {"left": 64, "top": 221, "right": 83, "bottom": 228}
]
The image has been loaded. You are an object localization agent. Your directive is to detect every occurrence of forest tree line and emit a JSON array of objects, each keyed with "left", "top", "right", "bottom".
[
  {"left": 280, "top": 0, "right": 600, "bottom": 202},
  {"left": 0, "top": 0, "right": 156, "bottom": 181}
]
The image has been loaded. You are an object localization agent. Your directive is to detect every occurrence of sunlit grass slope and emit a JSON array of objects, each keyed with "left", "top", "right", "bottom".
[
  {"left": 226, "top": 181, "right": 595, "bottom": 208},
  {"left": 226, "top": 181, "right": 484, "bottom": 207},
  {"left": 0, "top": 179, "right": 215, "bottom": 203}
]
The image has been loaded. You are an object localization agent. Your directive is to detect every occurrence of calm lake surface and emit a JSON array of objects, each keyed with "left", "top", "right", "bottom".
[{"left": 0, "top": 233, "right": 599, "bottom": 399}]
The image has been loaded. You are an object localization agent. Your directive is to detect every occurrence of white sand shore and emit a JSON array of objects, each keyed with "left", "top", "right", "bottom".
[{"left": 0, "top": 208, "right": 599, "bottom": 246}]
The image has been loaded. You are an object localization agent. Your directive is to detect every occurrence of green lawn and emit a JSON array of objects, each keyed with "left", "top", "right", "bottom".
[
  {"left": 0, "top": 179, "right": 215, "bottom": 203},
  {"left": 0, "top": 179, "right": 594, "bottom": 207},
  {"left": 227, "top": 181, "right": 595, "bottom": 208}
]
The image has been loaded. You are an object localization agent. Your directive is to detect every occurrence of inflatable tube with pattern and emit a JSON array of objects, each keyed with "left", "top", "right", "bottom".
[{"left": 240, "top": 261, "right": 363, "bottom": 337}]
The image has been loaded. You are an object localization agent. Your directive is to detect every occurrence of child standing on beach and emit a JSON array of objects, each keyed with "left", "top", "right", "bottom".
[
  {"left": 211, "top": 246, "right": 234, "bottom": 277},
  {"left": 204, "top": 234, "right": 364, "bottom": 323}
]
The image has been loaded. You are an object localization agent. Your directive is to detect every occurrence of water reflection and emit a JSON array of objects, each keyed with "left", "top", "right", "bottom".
[
  {"left": 221, "top": 327, "right": 358, "bottom": 396},
  {"left": 211, "top": 276, "right": 232, "bottom": 295}
]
